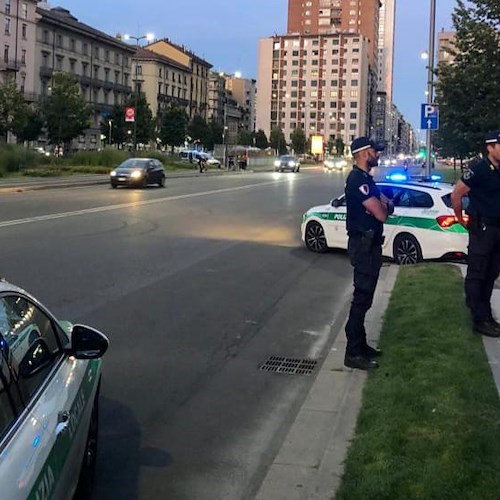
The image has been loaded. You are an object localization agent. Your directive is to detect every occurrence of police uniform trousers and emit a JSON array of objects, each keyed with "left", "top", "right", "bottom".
[
  {"left": 345, "top": 234, "right": 383, "bottom": 356},
  {"left": 465, "top": 223, "right": 500, "bottom": 323}
]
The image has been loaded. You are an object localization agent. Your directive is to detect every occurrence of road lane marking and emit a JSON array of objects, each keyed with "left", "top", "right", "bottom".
[{"left": 0, "top": 179, "right": 304, "bottom": 229}]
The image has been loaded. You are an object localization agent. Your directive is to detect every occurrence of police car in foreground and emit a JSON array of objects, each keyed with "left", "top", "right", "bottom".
[
  {"left": 302, "top": 176, "right": 468, "bottom": 264},
  {"left": 0, "top": 279, "right": 109, "bottom": 499}
]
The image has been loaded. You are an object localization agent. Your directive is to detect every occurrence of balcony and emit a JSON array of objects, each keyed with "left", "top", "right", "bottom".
[{"left": 1, "top": 59, "right": 21, "bottom": 72}]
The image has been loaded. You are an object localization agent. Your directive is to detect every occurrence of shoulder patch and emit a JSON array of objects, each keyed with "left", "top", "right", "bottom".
[
  {"left": 463, "top": 168, "right": 473, "bottom": 181},
  {"left": 359, "top": 184, "right": 370, "bottom": 195}
]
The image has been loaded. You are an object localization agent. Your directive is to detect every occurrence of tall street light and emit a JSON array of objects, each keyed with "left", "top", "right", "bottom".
[
  {"left": 124, "top": 32, "right": 154, "bottom": 152},
  {"left": 425, "top": 0, "right": 436, "bottom": 177}
]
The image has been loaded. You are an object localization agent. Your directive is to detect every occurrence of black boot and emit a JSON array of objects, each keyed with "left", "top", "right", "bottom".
[{"left": 344, "top": 354, "right": 378, "bottom": 371}]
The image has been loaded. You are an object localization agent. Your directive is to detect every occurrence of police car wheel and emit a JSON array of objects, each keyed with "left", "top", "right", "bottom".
[
  {"left": 75, "top": 394, "right": 99, "bottom": 499},
  {"left": 305, "top": 222, "right": 328, "bottom": 253},
  {"left": 393, "top": 233, "right": 422, "bottom": 265}
]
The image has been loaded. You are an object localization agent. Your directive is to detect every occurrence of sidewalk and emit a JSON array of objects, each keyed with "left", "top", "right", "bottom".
[{"left": 256, "top": 263, "right": 500, "bottom": 500}]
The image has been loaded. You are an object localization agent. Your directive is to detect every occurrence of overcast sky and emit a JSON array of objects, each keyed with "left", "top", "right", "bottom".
[{"left": 54, "top": 0, "right": 458, "bottom": 132}]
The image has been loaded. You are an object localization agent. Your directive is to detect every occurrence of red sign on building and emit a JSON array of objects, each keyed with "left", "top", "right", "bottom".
[{"left": 125, "top": 106, "right": 135, "bottom": 122}]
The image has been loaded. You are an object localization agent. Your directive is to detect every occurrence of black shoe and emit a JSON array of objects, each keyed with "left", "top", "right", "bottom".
[
  {"left": 489, "top": 318, "right": 500, "bottom": 331},
  {"left": 363, "top": 344, "right": 382, "bottom": 359},
  {"left": 473, "top": 321, "right": 500, "bottom": 338},
  {"left": 344, "top": 354, "right": 378, "bottom": 371}
]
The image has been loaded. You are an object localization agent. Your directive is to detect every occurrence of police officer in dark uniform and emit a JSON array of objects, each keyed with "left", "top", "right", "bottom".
[
  {"left": 451, "top": 130, "right": 500, "bottom": 337},
  {"left": 344, "top": 137, "right": 393, "bottom": 370}
]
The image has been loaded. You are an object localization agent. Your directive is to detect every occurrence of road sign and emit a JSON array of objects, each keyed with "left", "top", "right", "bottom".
[
  {"left": 125, "top": 106, "right": 135, "bottom": 123},
  {"left": 421, "top": 103, "right": 439, "bottom": 130}
]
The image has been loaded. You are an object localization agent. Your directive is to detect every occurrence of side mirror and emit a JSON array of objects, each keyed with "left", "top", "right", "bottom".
[
  {"left": 67, "top": 324, "right": 109, "bottom": 360},
  {"left": 19, "top": 338, "right": 53, "bottom": 378},
  {"left": 331, "top": 198, "right": 341, "bottom": 208}
]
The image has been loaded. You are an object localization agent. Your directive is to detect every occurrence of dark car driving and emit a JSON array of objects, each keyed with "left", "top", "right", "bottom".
[
  {"left": 110, "top": 158, "right": 166, "bottom": 188},
  {"left": 274, "top": 155, "right": 300, "bottom": 172}
]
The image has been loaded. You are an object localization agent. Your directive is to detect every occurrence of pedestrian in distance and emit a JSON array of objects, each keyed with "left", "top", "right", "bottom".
[
  {"left": 451, "top": 130, "right": 500, "bottom": 337},
  {"left": 197, "top": 154, "right": 206, "bottom": 173},
  {"left": 344, "top": 136, "right": 394, "bottom": 371}
]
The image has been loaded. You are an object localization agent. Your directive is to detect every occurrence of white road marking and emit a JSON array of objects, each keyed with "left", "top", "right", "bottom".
[{"left": 0, "top": 179, "right": 303, "bottom": 229}]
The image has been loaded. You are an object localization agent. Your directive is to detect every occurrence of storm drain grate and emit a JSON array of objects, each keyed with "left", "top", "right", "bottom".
[{"left": 259, "top": 356, "right": 318, "bottom": 376}]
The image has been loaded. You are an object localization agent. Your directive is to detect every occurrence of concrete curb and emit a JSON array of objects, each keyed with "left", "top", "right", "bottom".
[{"left": 256, "top": 263, "right": 399, "bottom": 500}]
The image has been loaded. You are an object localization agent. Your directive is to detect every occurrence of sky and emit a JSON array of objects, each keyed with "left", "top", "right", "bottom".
[{"left": 54, "top": 0, "right": 458, "bottom": 133}]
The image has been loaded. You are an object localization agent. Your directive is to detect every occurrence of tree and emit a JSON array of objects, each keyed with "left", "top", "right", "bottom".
[
  {"left": 206, "top": 119, "right": 223, "bottom": 150},
  {"left": 290, "top": 127, "right": 306, "bottom": 154},
  {"left": 187, "top": 114, "right": 210, "bottom": 147},
  {"left": 270, "top": 126, "right": 287, "bottom": 155},
  {"left": 435, "top": 0, "right": 500, "bottom": 158},
  {"left": 12, "top": 107, "right": 44, "bottom": 143},
  {"left": 334, "top": 137, "right": 345, "bottom": 156},
  {"left": 159, "top": 105, "right": 188, "bottom": 152},
  {"left": 254, "top": 129, "right": 269, "bottom": 149},
  {"left": 41, "top": 72, "right": 91, "bottom": 149},
  {"left": 0, "top": 79, "right": 30, "bottom": 141},
  {"left": 237, "top": 130, "right": 254, "bottom": 146},
  {"left": 124, "top": 94, "right": 155, "bottom": 146}
]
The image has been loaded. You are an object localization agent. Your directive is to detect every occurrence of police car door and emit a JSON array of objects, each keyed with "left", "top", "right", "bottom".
[
  {"left": 326, "top": 194, "right": 348, "bottom": 248},
  {"left": 0, "top": 294, "right": 89, "bottom": 500}
]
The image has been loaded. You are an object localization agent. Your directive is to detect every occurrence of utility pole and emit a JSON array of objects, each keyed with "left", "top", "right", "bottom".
[{"left": 425, "top": 0, "right": 436, "bottom": 178}]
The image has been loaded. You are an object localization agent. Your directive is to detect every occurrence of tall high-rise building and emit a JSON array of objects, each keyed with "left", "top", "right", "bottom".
[
  {"left": 287, "top": 0, "right": 381, "bottom": 66},
  {"left": 377, "top": 0, "right": 396, "bottom": 102}
]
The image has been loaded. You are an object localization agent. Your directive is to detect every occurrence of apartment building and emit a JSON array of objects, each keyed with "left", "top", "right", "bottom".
[
  {"left": 225, "top": 74, "right": 257, "bottom": 133},
  {"left": 146, "top": 39, "right": 212, "bottom": 120},
  {"left": 256, "top": 32, "right": 370, "bottom": 149},
  {"left": 0, "top": 0, "right": 38, "bottom": 98},
  {"left": 287, "top": 0, "right": 381, "bottom": 67},
  {"left": 35, "top": 5, "right": 134, "bottom": 149},
  {"left": 133, "top": 46, "right": 190, "bottom": 118},
  {"left": 437, "top": 30, "right": 456, "bottom": 66}
]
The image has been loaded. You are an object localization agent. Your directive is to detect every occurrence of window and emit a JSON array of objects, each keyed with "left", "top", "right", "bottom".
[
  {"left": 70, "top": 38, "right": 75, "bottom": 51},
  {"left": 93, "top": 45, "right": 99, "bottom": 59},
  {"left": 4, "top": 18, "right": 10, "bottom": 35},
  {"left": 69, "top": 59, "right": 76, "bottom": 72},
  {"left": 56, "top": 55, "right": 63, "bottom": 71},
  {"left": 4, "top": 0, "right": 10, "bottom": 15},
  {"left": 83, "top": 43, "right": 88, "bottom": 56},
  {"left": 42, "top": 30, "right": 49, "bottom": 43},
  {"left": 136, "top": 65, "right": 142, "bottom": 75},
  {"left": 0, "top": 295, "right": 63, "bottom": 403},
  {"left": 21, "top": 23, "right": 27, "bottom": 39},
  {"left": 21, "top": 49, "right": 26, "bottom": 65},
  {"left": 0, "top": 355, "right": 18, "bottom": 438},
  {"left": 3, "top": 45, "right": 8, "bottom": 63},
  {"left": 21, "top": 2, "right": 28, "bottom": 19},
  {"left": 57, "top": 34, "right": 63, "bottom": 48}
]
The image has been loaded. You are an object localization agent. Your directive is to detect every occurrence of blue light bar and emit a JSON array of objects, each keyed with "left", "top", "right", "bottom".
[
  {"left": 430, "top": 174, "right": 441, "bottom": 181},
  {"left": 385, "top": 173, "right": 408, "bottom": 182}
]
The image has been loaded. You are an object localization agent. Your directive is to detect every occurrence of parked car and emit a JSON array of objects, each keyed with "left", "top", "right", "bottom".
[
  {"left": 323, "top": 156, "right": 347, "bottom": 171},
  {"left": 274, "top": 155, "right": 300, "bottom": 172},
  {"left": 301, "top": 179, "right": 468, "bottom": 264},
  {"left": 110, "top": 158, "right": 166, "bottom": 188},
  {"left": 0, "top": 279, "right": 109, "bottom": 499}
]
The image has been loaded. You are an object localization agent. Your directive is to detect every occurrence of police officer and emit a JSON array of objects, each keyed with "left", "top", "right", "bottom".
[
  {"left": 344, "top": 137, "right": 393, "bottom": 370},
  {"left": 451, "top": 130, "right": 500, "bottom": 337}
]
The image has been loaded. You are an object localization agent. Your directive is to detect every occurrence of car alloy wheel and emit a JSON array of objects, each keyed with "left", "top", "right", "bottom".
[
  {"left": 305, "top": 221, "right": 328, "bottom": 253},
  {"left": 111, "top": 183, "right": 117, "bottom": 189},
  {"left": 393, "top": 233, "right": 422, "bottom": 265},
  {"left": 159, "top": 175, "right": 166, "bottom": 187}
]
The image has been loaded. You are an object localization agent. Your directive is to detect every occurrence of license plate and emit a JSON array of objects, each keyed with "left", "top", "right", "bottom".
[{"left": 118, "top": 177, "right": 126, "bottom": 181}]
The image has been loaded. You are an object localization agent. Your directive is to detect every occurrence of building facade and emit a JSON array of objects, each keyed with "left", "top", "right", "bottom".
[
  {"left": 132, "top": 46, "right": 190, "bottom": 118},
  {"left": 256, "top": 32, "right": 371, "bottom": 150},
  {"left": 0, "top": 0, "right": 38, "bottom": 99},
  {"left": 224, "top": 74, "right": 257, "bottom": 133},
  {"left": 34, "top": 5, "right": 134, "bottom": 149},
  {"left": 437, "top": 30, "right": 456, "bottom": 66},
  {"left": 145, "top": 39, "right": 212, "bottom": 120}
]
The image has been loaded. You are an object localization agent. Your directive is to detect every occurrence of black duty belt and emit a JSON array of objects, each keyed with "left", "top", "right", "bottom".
[{"left": 480, "top": 216, "right": 500, "bottom": 227}]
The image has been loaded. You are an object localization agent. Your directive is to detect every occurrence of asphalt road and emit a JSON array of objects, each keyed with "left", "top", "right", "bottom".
[{"left": 0, "top": 167, "right": 353, "bottom": 499}]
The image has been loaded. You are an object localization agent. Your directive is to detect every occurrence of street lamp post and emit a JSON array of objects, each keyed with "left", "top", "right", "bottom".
[
  {"left": 124, "top": 33, "right": 154, "bottom": 152},
  {"left": 108, "top": 119, "right": 112, "bottom": 145},
  {"left": 425, "top": 0, "right": 436, "bottom": 177}
]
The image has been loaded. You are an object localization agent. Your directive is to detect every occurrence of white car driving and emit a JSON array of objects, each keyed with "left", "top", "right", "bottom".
[
  {"left": 301, "top": 180, "right": 468, "bottom": 264},
  {"left": 0, "top": 279, "right": 109, "bottom": 499}
]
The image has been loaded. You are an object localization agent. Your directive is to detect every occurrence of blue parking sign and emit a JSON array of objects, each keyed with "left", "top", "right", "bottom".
[{"left": 421, "top": 103, "right": 439, "bottom": 130}]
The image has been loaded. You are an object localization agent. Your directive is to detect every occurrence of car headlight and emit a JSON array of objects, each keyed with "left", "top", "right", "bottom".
[
  {"left": 289, "top": 161, "right": 296, "bottom": 167},
  {"left": 110, "top": 171, "right": 117, "bottom": 177},
  {"left": 130, "top": 170, "right": 143, "bottom": 179},
  {"left": 274, "top": 160, "right": 281, "bottom": 167}
]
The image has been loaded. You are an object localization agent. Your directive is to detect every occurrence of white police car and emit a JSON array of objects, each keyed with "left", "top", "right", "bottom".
[
  {"left": 0, "top": 279, "right": 109, "bottom": 499},
  {"left": 301, "top": 178, "right": 468, "bottom": 264}
]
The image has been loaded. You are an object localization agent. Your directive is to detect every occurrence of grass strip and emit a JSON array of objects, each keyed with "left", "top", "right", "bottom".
[{"left": 336, "top": 263, "right": 500, "bottom": 500}]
